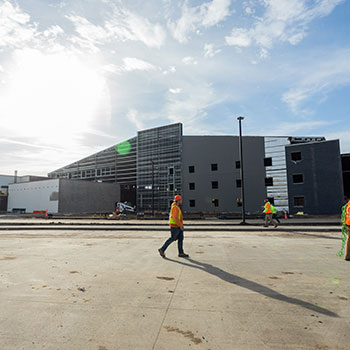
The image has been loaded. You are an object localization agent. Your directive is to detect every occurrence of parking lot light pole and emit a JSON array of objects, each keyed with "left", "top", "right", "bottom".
[
  {"left": 237, "top": 116, "right": 247, "bottom": 225},
  {"left": 151, "top": 160, "right": 154, "bottom": 217}
]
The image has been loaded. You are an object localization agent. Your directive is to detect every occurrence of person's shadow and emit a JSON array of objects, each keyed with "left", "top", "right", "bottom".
[{"left": 164, "top": 257, "right": 338, "bottom": 318}]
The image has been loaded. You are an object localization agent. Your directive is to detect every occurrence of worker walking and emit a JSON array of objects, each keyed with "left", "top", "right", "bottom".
[
  {"left": 344, "top": 198, "right": 350, "bottom": 261},
  {"left": 263, "top": 199, "right": 278, "bottom": 228},
  {"left": 271, "top": 204, "right": 280, "bottom": 224},
  {"left": 158, "top": 195, "right": 189, "bottom": 258}
]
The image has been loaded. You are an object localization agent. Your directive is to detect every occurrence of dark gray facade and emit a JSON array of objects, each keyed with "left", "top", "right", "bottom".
[
  {"left": 58, "top": 179, "right": 120, "bottom": 214},
  {"left": 286, "top": 140, "right": 344, "bottom": 215},
  {"left": 182, "top": 136, "right": 266, "bottom": 213},
  {"left": 341, "top": 154, "right": 350, "bottom": 198}
]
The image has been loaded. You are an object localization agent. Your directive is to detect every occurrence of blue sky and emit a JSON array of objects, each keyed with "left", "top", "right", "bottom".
[{"left": 0, "top": 0, "right": 349, "bottom": 176}]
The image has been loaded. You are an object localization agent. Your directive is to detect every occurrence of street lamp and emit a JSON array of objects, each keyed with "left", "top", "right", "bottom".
[
  {"left": 237, "top": 116, "right": 247, "bottom": 224},
  {"left": 151, "top": 160, "right": 155, "bottom": 217}
]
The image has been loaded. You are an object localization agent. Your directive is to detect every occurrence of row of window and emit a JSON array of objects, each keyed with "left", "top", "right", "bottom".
[
  {"left": 187, "top": 178, "right": 276, "bottom": 189},
  {"left": 186, "top": 196, "right": 305, "bottom": 208},
  {"left": 187, "top": 152, "right": 303, "bottom": 174},
  {"left": 188, "top": 199, "right": 219, "bottom": 208}
]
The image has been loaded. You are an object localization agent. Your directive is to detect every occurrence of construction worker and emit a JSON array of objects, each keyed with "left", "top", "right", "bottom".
[
  {"left": 271, "top": 204, "right": 281, "bottom": 224},
  {"left": 158, "top": 195, "right": 189, "bottom": 258},
  {"left": 344, "top": 198, "right": 350, "bottom": 261},
  {"left": 263, "top": 199, "right": 278, "bottom": 228}
]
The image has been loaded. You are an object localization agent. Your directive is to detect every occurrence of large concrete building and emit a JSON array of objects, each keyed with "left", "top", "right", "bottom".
[{"left": 48, "top": 123, "right": 344, "bottom": 215}]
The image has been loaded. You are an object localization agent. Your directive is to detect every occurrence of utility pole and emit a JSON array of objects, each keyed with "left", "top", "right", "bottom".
[{"left": 237, "top": 116, "right": 247, "bottom": 224}]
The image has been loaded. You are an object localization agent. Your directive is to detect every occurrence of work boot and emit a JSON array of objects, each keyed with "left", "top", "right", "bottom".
[
  {"left": 178, "top": 253, "right": 189, "bottom": 258},
  {"left": 158, "top": 248, "right": 165, "bottom": 258},
  {"left": 274, "top": 223, "right": 278, "bottom": 228}
]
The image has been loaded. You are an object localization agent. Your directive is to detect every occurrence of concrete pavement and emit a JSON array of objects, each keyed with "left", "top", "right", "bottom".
[{"left": 0, "top": 224, "right": 349, "bottom": 349}]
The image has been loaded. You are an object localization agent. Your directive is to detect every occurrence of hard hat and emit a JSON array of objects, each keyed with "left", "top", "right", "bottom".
[{"left": 174, "top": 195, "right": 182, "bottom": 201}]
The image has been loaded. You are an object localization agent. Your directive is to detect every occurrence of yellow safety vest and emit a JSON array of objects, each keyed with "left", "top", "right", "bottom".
[
  {"left": 169, "top": 203, "right": 182, "bottom": 226},
  {"left": 345, "top": 201, "right": 350, "bottom": 226},
  {"left": 264, "top": 202, "right": 272, "bottom": 214}
]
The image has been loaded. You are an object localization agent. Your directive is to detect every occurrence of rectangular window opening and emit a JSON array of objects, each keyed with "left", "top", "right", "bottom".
[
  {"left": 294, "top": 196, "right": 305, "bottom": 207},
  {"left": 292, "top": 174, "right": 304, "bottom": 184},
  {"left": 235, "top": 161, "right": 240, "bottom": 169},
  {"left": 265, "top": 177, "right": 273, "bottom": 186},
  {"left": 189, "top": 200, "right": 196, "bottom": 207},
  {"left": 211, "top": 163, "right": 218, "bottom": 171},
  {"left": 211, "top": 181, "right": 218, "bottom": 189},
  {"left": 264, "top": 157, "right": 272, "bottom": 166},
  {"left": 189, "top": 165, "right": 195, "bottom": 173},
  {"left": 189, "top": 182, "right": 195, "bottom": 190},
  {"left": 236, "top": 179, "right": 241, "bottom": 188},
  {"left": 291, "top": 152, "right": 302, "bottom": 162},
  {"left": 212, "top": 199, "right": 219, "bottom": 207}
]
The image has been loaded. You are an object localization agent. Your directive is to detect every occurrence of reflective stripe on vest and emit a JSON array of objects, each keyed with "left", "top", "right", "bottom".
[
  {"left": 169, "top": 203, "right": 182, "bottom": 226},
  {"left": 346, "top": 202, "right": 350, "bottom": 226}
]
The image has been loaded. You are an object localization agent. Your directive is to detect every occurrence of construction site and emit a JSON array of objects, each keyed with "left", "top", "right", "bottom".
[{"left": 0, "top": 217, "right": 349, "bottom": 350}]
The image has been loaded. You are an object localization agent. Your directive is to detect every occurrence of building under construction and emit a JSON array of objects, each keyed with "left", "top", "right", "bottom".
[{"left": 48, "top": 123, "right": 344, "bottom": 215}]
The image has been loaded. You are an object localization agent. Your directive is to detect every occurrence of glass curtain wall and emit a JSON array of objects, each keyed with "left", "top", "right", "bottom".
[{"left": 137, "top": 123, "right": 182, "bottom": 212}]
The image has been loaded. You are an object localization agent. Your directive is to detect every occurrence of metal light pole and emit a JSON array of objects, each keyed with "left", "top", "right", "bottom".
[
  {"left": 237, "top": 116, "right": 246, "bottom": 224},
  {"left": 151, "top": 160, "right": 154, "bottom": 217}
]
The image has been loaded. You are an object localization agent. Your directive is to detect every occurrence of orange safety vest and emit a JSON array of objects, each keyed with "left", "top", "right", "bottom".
[
  {"left": 345, "top": 201, "right": 350, "bottom": 226},
  {"left": 264, "top": 202, "right": 272, "bottom": 214},
  {"left": 169, "top": 202, "right": 183, "bottom": 227}
]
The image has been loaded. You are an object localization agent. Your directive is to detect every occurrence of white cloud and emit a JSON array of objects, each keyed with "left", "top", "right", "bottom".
[
  {"left": 225, "top": 28, "right": 251, "bottom": 47},
  {"left": 268, "top": 120, "right": 333, "bottom": 136},
  {"left": 168, "top": 0, "right": 231, "bottom": 43},
  {"left": 126, "top": 109, "right": 145, "bottom": 130},
  {"left": 0, "top": 1, "right": 37, "bottom": 48},
  {"left": 282, "top": 49, "right": 350, "bottom": 113},
  {"left": 101, "top": 58, "right": 156, "bottom": 74},
  {"left": 200, "top": 0, "right": 232, "bottom": 27},
  {"left": 106, "top": 7, "right": 166, "bottom": 48},
  {"left": 169, "top": 88, "right": 182, "bottom": 94},
  {"left": 66, "top": 6, "right": 166, "bottom": 51},
  {"left": 43, "top": 25, "right": 64, "bottom": 38},
  {"left": 226, "top": 0, "right": 344, "bottom": 55},
  {"left": 182, "top": 56, "right": 198, "bottom": 65},
  {"left": 204, "top": 43, "right": 221, "bottom": 58},
  {"left": 123, "top": 57, "right": 156, "bottom": 72}
]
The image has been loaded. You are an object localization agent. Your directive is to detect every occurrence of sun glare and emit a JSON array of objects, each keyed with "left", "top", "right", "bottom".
[{"left": 0, "top": 49, "right": 109, "bottom": 145}]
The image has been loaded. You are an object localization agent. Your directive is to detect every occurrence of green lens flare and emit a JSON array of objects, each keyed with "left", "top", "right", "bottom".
[{"left": 115, "top": 141, "right": 131, "bottom": 155}]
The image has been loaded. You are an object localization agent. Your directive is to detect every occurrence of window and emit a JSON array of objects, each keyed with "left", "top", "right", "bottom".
[
  {"left": 189, "top": 165, "right": 195, "bottom": 173},
  {"left": 294, "top": 196, "right": 305, "bottom": 207},
  {"left": 264, "top": 157, "right": 272, "bottom": 166},
  {"left": 236, "top": 198, "right": 242, "bottom": 207},
  {"left": 292, "top": 174, "right": 303, "bottom": 184},
  {"left": 211, "top": 181, "right": 218, "bottom": 189},
  {"left": 236, "top": 179, "right": 241, "bottom": 188},
  {"left": 291, "top": 152, "right": 302, "bottom": 161},
  {"left": 265, "top": 177, "right": 273, "bottom": 186},
  {"left": 189, "top": 182, "right": 195, "bottom": 190},
  {"left": 212, "top": 199, "right": 219, "bottom": 207},
  {"left": 169, "top": 184, "right": 174, "bottom": 191},
  {"left": 235, "top": 161, "right": 240, "bottom": 169},
  {"left": 211, "top": 163, "right": 218, "bottom": 171},
  {"left": 168, "top": 167, "right": 174, "bottom": 175},
  {"left": 189, "top": 200, "right": 196, "bottom": 207}
]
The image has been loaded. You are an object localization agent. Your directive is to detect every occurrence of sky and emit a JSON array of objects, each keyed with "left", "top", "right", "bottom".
[{"left": 0, "top": 0, "right": 349, "bottom": 176}]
